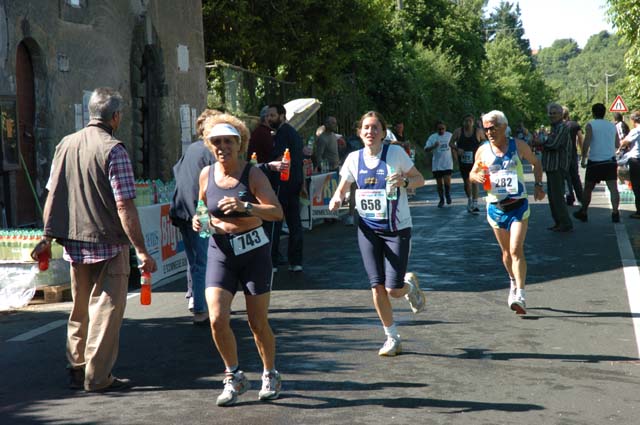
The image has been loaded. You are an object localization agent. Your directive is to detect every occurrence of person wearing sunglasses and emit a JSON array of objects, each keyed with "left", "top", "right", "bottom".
[{"left": 470, "top": 110, "right": 545, "bottom": 314}]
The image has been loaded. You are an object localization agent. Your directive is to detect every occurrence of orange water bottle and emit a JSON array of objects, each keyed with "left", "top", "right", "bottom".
[
  {"left": 480, "top": 162, "right": 491, "bottom": 191},
  {"left": 140, "top": 271, "right": 152, "bottom": 305},
  {"left": 280, "top": 148, "right": 290, "bottom": 181},
  {"left": 250, "top": 152, "right": 258, "bottom": 165}
]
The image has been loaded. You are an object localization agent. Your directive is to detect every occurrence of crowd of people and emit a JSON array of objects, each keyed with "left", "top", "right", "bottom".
[{"left": 29, "top": 86, "right": 639, "bottom": 406}]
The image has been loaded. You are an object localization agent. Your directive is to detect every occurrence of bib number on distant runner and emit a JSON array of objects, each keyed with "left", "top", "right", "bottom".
[
  {"left": 355, "top": 189, "right": 388, "bottom": 220},
  {"left": 491, "top": 169, "right": 519, "bottom": 195},
  {"left": 231, "top": 227, "right": 269, "bottom": 256},
  {"left": 462, "top": 151, "right": 474, "bottom": 164}
]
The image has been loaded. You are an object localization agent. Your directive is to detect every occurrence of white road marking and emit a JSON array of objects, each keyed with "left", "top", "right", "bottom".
[
  {"left": 6, "top": 273, "right": 185, "bottom": 342},
  {"left": 7, "top": 319, "right": 68, "bottom": 342},
  {"left": 614, "top": 223, "right": 640, "bottom": 358}
]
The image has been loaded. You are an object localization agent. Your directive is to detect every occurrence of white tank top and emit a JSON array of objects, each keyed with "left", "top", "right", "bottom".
[{"left": 588, "top": 119, "right": 617, "bottom": 161}]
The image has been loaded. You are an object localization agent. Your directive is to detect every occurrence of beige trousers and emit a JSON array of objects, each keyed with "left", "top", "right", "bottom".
[{"left": 66, "top": 249, "right": 130, "bottom": 391}]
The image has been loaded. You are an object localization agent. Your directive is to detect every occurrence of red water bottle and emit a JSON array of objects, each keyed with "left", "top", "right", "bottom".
[
  {"left": 280, "top": 148, "right": 290, "bottom": 181},
  {"left": 140, "top": 271, "right": 152, "bottom": 305},
  {"left": 38, "top": 248, "right": 51, "bottom": 271}
]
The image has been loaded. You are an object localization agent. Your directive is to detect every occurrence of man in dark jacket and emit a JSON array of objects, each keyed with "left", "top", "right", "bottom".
[{"left": 266, "top": 104, "right": 304, "bottom": 272}]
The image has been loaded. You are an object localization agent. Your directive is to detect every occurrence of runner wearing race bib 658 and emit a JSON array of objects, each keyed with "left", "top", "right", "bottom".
[{"left": 329, "top": 111, "right": 426, "bottom": 357}]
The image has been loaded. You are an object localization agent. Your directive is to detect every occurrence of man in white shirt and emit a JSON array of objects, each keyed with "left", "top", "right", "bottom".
[
  {"left": 574, "top": 103, "right": 621, "bottom": 223},
  {"left": 424, "top": 121, "right": 456, "bottom": 207}
]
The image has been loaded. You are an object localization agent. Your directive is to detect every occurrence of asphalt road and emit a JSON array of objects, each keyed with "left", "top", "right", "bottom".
[{"left": 1, "top": 170, "right": 639, "bottom": 425}]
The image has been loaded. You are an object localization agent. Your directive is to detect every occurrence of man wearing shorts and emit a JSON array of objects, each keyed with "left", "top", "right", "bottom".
[
  {"left": 573, "top": 103, "right": 621, "bottom": 223},
  {"left": 451, "top": 114, "right": 486, "bottom": 213},
  {"left": 424, "top": 121, "right": 455, "bottom": 207},
  {"left": 470, "top": 110, "right": 545, "bottom": 314}
]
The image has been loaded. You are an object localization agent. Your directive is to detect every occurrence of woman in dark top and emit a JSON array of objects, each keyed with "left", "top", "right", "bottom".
[{"left": 192, "top": 113, "right": 283, "bottom": 407}]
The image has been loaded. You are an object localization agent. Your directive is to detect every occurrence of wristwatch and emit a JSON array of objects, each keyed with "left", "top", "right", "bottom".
[
  {"left": 534, "top": 182, "right": 543, "bottom": 188},
  {"left": 244, "top": 202, "right": 253, "bottom": 214},
  {"left": 403, "top": 177, "right": 409, "bottom": 188}
]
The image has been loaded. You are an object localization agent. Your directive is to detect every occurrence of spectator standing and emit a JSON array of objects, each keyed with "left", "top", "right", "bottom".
[
  {"left": 31, "top": 87, "right": 157, "bottom": 392},
  {"left": 313, "top": 116, "right": 340, "bottom": 172},
  {"left": 541, "top": 103, "right": 573, "bottom": 232},
  {"left": 562, "top": 107, "right": 584, "bottom": 206},
  {"left": 266, "top": 104, "right": 305, "bottom": 272},
  {"left": 247, "top": 106, "right": 274, "bottom": 163},
  {"left": 573, "top": 103, "right": 621, "bottom": 223},
  {"left": 170, "top": 109, "right": 218, "bottom": 324},
  {"left": 618, "top": 111, "right": 640, "bottom": 218},
  {"left": 614, "top": 112, "right": 630, "bottom": 141},
  {"left": 424, "top": 121, "right": 456, "bottom": 208}
]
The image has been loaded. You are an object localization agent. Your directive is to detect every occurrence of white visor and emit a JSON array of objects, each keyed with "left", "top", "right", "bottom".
[{"left": 207, "top": 123, "right": 240, "bottom": 140}]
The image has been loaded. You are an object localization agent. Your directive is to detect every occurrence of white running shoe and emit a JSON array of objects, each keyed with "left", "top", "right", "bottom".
[
  {"left": 258, "top": 370, "right": 282, "bottom": 400},
  {"left": 509, "top": 293, "right": 527, "bottom": 315},
  {"left": 378, "top": 337, "right": 402, "bottom": 356},
  {"left": 404, "top": 272, "right": 426, "bottom": 313},
  {"left": 216, "top": 370, "right": 250, "bottom": 407}
]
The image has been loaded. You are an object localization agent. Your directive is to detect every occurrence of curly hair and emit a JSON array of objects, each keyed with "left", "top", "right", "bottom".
[{"left": 202, "top": 113, "right": 250, "bottom": 157}]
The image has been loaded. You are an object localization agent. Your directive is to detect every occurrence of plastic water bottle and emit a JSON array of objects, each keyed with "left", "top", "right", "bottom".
[
  {"left": 480, "top": 162, "right": 491, "bottom": 191},
  {"left": 386, "top": 166, "right": 398, "bottom": 200},
  {"left": 38, "top": 246, "right": 51, "bottom": 271},
  {"left": 140, "top": 271, "right": 152, "bottom": 305},
  {"left": 250, "top": 152, "right": 258, "bottom": 165},
  {"left": 280, "top": 148, "right": 290, "bottom": 181},
  {"left": 196, "top": 199, "right": 210, "bottom": 238}
]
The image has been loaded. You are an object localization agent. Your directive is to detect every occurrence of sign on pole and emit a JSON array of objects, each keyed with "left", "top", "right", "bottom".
[{"left": 609, "top": 95, "right": 628, "bottom": 113}]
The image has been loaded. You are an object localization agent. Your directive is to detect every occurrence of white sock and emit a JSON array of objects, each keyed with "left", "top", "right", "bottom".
[
  {"left": 383, "top": 324, "right": 399, "bottom": 340},
  {"left": 509, "top": 278, "right": 516, "bottom": 292},
  {"left": 516, "top": 288, "right": 525, "bottom": 298},
  {"left": 263, "top": 368, "right": 276, "bottom": 376}
]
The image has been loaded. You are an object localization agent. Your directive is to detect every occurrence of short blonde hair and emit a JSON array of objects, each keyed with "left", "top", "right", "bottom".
[{"left": 202, "top": 113, "right": 250, "bottom": 157}]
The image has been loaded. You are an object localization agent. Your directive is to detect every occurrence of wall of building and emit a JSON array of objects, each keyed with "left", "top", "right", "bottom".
[{"left": 0, "top": 0, "right": 206, "bottom": 227}]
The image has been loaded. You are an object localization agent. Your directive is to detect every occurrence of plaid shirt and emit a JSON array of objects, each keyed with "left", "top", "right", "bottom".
[{"left": 62, "top": 144, "right": 135, "bottom": 264}]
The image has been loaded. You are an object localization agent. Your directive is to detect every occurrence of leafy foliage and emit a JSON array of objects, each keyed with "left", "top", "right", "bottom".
[{"left": 607, "top": 0, "right": 640, "bottom": 104}]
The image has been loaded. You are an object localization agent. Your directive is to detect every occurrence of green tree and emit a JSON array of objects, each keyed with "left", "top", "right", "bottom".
[
  {"left": 485, "top": 1, "right": 531, "bottom": 57},
  {"left": 607, "top": 0, "right": 640, "bottom": 104},
  {"left": 482, "top": 36, "right": 551, "bottom": 126}
]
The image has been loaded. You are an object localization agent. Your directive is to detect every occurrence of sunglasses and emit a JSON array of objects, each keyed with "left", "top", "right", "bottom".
[
  {"left": 437, "top": 127, "right": 446, "bottom": 131},
  {"left": 483, "top": 125, "right": 497, "bottom": 132}
]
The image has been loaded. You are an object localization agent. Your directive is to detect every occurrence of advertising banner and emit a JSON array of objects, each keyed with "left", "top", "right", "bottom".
[{"left": 138, "top": 203, "right": 187, "bottom": 282}]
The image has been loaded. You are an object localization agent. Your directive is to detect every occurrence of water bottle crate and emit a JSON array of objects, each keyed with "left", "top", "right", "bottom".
[{"left": 604, "top": 185, "right": 635, "bottom": 204}]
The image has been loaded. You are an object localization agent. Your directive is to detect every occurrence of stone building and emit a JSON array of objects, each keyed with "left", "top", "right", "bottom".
[{"left": 0, "top": 0, "right": 207, "bottom": 227}]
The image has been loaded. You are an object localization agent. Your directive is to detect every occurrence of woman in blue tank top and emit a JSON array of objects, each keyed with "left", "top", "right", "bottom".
[
  {"left": 191, "top": 114, "right": 284, "bottom": 406},
  {"left": 329, "top": 111, "right": 426, "bottom": 357}
]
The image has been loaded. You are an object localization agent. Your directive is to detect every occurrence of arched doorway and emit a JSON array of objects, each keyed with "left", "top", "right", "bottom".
[{"left": 15, "top": 41, "right": 38, "bottom": 226}]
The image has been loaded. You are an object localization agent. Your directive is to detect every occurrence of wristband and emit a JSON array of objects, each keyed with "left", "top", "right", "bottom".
[{"left": 534, "top": 182, "right": 543, "bottom": 187}]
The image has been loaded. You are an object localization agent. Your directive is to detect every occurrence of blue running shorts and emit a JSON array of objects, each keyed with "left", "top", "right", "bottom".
[{"left": 487, "top": 198, "right": 530, "bottom": 230}]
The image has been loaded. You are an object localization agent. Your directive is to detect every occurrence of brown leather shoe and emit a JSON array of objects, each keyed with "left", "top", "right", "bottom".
[{"left": 67, "top": 366, "right": 84, "bottom": 390}]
